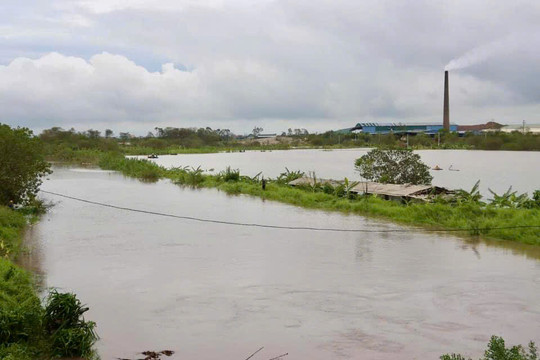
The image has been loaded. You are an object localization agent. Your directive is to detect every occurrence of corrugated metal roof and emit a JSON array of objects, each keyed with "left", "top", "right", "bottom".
[
  {"left": 351, "top": 182, "right": 433, "bottom": 196},
  {"left": 289, "top": 177, "right": 449, "bottom": 197}
]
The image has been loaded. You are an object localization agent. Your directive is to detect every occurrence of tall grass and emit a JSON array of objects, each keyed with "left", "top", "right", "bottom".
[
  {"left": 99, "top": 153, "right": 163, "bottom": 181},
  {"left": 0, "top": 207, "right": 27, "bottom": 259}
]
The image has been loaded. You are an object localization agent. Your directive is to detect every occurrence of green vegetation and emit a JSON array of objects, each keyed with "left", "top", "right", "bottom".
[
  {"left": 36, "top": 126, "right": 539, "bottom": 163},
  {"left": 94, "top": 154, "right": 540, "bottom": 246},
  {"left": 0, "top": 206, "right": 99, "bottom": 359},
  {"left": 0, "top": 125, "right": 51, "bottom": 206},
  {"left": 305, "top": 130, "right": 540, "bottom": 151},
  {"left": 0, "top": 123, "right": 98, "bottom": 359},
  {"left": 0, "top": 257, "right": 44, "bottom": 360},
  {"left": 441, "top": 336, "right": 537, "bottom": 360},
  {"left": 44, "top": 291, "right": 98, "bottom": 359},
  {"left": 355, "top": 149, "right": 433, "bottom": 185}
]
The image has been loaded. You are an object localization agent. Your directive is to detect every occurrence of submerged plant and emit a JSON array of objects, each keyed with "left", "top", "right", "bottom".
[{"left": 183, "top": 166, "right": 205, "bottom": 187}]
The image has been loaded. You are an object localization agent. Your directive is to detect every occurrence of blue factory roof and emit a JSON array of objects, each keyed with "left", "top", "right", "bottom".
[{"left": 355, "top": 122, "right": 457, "bottom": 127}]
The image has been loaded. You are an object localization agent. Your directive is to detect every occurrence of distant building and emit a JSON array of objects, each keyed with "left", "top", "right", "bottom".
[
  {"left": 456, "top": 122, "right": 540, "bottom": 134},
  {"left": 500, "top": 124, "right": 540, "bottom": 134},
  {"left": 457, "top": 121, "right": 503, "bottom": 132},
  {"left": 350, "top": 122, "right": 457, "bottom": 135},
  {"left": 256, "top": 133, "right": 277, "bottom": 138}
]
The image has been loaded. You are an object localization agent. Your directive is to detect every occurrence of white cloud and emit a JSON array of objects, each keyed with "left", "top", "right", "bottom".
[{"left": 0, "top": 0, "right": 539, "bottom": 133}]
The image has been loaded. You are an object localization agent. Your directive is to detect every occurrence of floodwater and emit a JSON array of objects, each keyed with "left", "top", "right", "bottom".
[
  {"left": 135, "top": 149, "right": 540, "bottom": 197},
  {"left": 24, "top": 167, "right": 540, "bottom": 360}
]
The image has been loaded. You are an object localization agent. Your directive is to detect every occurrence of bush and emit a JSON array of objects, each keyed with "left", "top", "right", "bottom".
[
  {"left": 44, "top": 290, "right": 98, "bottom": 359},
  {"left": 441, "top": 336, "right": 538, "bottom": 360},
  {"left": 355, "top": 149, "right": 433, "bottom": 185},
  {"left": 0, "top": 124, "right": 51, "bottom": 206}
]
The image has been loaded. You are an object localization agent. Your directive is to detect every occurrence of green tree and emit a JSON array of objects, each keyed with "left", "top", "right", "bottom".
[
  {"left": 0, "top": 124, "right": 51, "bottom": 206},
  {"left": 354, "top": 149, "right": 432, "bottom": 185}
]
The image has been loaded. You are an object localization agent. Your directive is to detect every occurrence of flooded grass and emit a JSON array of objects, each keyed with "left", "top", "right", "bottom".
[{"left": 94, "top": 154, "right": 540, "bottom": 245}]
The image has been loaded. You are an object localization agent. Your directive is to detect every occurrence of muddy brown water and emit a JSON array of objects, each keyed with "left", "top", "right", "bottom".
[
  {"left": 134, "top": 149, "right": 540, "bottom": 198},
  {"left": 23, "top": 167, "right": 540, "bottom": 360}
]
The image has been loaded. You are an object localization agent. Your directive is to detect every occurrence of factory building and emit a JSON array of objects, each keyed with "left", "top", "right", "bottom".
[{"left": 350, "top": 123, "right": 458, "bottom": 135}]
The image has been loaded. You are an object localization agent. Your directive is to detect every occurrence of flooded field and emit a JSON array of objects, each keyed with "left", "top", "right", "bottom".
[
  {"left": 26, "top": 167, "right": 540, "bottom": 360},
  {"left": 136, "top": 149, "right": 540, "bottom": 198}
]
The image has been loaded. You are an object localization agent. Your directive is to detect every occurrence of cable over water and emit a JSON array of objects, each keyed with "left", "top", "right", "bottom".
[{"left": 40, "top": 190, "right": 540, "bottom": 234}]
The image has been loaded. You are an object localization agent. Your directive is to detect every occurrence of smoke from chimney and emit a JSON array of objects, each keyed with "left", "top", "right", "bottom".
[{"left": 443, "top": 71, "right": 449, "bottom": 131}]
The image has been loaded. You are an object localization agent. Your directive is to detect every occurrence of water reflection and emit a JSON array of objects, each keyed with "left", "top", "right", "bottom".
[
  {"left": 17, "top": 224, "right": 46, "bottom": 291},
  {"left": 21, "top": 167, "right": 540, "bottom": 360}
]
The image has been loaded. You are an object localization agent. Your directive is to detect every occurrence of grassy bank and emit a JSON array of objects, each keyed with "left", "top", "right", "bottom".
[
  {"left": 95, "top": 153, "right": 540, "bottom": 246},
  {"left": 0, "top": 207, "right": 45, "bottom": 359},
  {"left": 0, "top": 207, "right": 98, "bottom": 359}
]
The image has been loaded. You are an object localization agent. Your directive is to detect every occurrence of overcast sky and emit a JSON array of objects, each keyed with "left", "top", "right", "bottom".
[{"left": 1, "top": 0, "right": 539, "bottom": 134}]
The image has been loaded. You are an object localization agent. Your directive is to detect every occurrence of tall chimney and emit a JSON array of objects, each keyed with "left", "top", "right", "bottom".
[{"left": 443, "top": 70, "right": 450, "bottom": 131}]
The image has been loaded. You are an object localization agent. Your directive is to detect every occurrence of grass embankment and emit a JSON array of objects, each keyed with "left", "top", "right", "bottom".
[
  {"left": 0, "top": 207, "right": 98, "bottom": 360},
  {"left": 0, "top": 207, "right": 45, "bottom": 359},
  {"left": 95, "top": 153, "right": 540, "bottom": 246}
]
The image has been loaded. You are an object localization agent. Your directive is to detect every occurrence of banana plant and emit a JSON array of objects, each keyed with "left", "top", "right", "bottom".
[
  {"left": 455, "top": 180, "right": 484, "bottom": 205},
  {"left": 343, "top": 177, "right": 360, "bottom": 198}
]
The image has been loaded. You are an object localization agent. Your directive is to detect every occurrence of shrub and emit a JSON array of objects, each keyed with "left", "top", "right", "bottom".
[
  {"left": 355, "top": 149, "right": 432, "bottom": 185},
  {"left": 0, "top": 124, "right": 51, "bottom": 206},
  {"left": 44, "top": 291, "right": 98, "bottom": 359},
  {"left": 440, "top": 336, "right": 538, "bottom": 360}
]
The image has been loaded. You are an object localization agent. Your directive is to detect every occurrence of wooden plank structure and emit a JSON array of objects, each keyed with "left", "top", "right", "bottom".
[{"left": 288, "top": 177, "right": 453, "bottom": 202}]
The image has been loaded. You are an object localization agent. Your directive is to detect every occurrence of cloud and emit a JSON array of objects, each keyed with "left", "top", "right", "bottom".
[{"left": 0, "top": 0, "right": 539, "bottom": 133}]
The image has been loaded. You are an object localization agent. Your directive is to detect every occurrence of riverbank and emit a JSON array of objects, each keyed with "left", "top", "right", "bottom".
[
  {"left": 0, "top": 207, "right": 98, "bottom": 360},
  {"left": 0, "top": 207, "right": 46, "bottom": 359},
  {"left": 91, "top": 152, "right": 540, "bottom": 245}
]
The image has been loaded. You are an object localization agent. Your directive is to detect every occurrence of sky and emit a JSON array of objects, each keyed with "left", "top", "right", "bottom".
[{"left": 0, "top": 0, "right": 539, "bottom": 135}]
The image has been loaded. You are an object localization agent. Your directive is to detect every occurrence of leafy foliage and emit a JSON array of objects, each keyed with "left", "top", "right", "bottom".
[
  {"left": 276, "top": 168, "right": 304, "bottom": 184},
  {"left": 355, "top": 149, "right": 433, "bottom": 185},
  {"left": 219, "top": 166, "right": 241, "bottom": 182},
  {"left": 454, "top": 180, "right": 485, "bottom": 205},
  {"left": 441, "top": 336, "right": 538, "bottom": 360},
  {"left": 44, "top": 290, "right": 98, "bottom": 359},
  {"left": 0, "top": 124, "right": 51, "bottom": 206},
  {"left": 488, "top": 187, "right": 536, "bottom": 209}
]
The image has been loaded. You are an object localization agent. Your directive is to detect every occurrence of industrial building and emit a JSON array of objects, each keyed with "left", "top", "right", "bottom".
[{"left": 350, "top": 122, "right": 458, "bottom": 135}]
